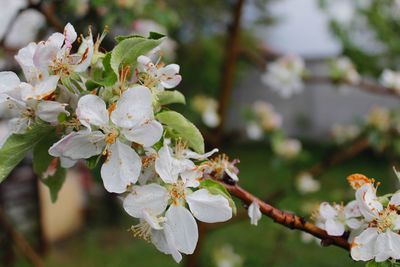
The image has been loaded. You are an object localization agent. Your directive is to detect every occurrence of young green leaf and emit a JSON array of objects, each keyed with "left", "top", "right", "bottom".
[
  {"left": 156, "top": 111, "right": 204, "bottom": 154},
  {"left": 0, "top": 122, "right": 53, "bottom": 183},
  {"left": 157, "top": 90, "right": 186, "bottom": 105},
  {"left": 110, "top": 37, "right": 163, "bottom": 76},
  {"left": 41, "top": 161, "right": 66, "bottom": 203}
]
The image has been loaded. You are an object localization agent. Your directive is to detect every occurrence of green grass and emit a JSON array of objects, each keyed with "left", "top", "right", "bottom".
[{"left": 16, "top": 142, "right": 398, "bottom": 267}]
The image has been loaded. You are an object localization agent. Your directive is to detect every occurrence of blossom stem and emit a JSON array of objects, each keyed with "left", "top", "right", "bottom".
[{"left": 220, "top": 182, "right": 351, "bottom": 250}]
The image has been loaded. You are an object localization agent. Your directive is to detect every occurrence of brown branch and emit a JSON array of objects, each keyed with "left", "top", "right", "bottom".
[
  {"left": 221, "top": 182, "right": 351, "bottom": 251},
  {"left": 306, "top": 75, "right": 400, "bottom": 100},
  {"left": 0, "top": 208, "right": 43, "bottom": 267},
  {"left": 239, "top": 46, "right": 400, "bottom": 100},
  {"left": 217, "top": 0, "right": 245, "bottom": 134}
]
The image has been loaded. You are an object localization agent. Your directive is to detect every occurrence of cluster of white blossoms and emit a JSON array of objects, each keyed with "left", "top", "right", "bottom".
[
  {"left": 314, "top": 173, "right": 400, "bottom": 263},
  {"left": 331, "top": 124, "right": 361, "bottom": 144},
  {"left": 191, "top": 95, "right": 220, "bottom": 128},
  {"left": 272, "top": 138, "right": 302, "bottom": 160},
  {"left": 329, "top": 57, "right": 360, "bottom": 84},
  {"left": 0, "top": 24, "right": 238, "bottom": 263},
  {"left": 245, "top": 101, "right": 282, "bottom": 141},
  {"left": 261, "top": 55, "right": 305, "bottom": 98},
  {"left": 380, "top": 69, "right": 400, "bottom": 93},
  {"left": 366, "top": 106, "right": 391, "bottom": 132},
  {"left": 296, "top": 172, "right": 320, "bottom": 195}
]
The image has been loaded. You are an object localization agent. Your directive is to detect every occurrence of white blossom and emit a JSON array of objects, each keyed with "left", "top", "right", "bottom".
[
  {"left": 248, "top": 201, "right": 262, "bottom": 226},
  {"left": 380, "top": 69, "right": 400, "bottom": 93},
  {"left": 261, "top": 55, "right": 305, "bottom": 98}
]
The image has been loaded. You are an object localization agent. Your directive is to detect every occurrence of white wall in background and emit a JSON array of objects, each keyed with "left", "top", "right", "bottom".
[{"left": 253, "top": 0, "right": 342, "bottom": 58}]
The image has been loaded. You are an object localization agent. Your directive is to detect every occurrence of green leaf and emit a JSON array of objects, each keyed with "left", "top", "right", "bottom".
[
  {"left": 200, "top": 179, "right": 237, "bottom": 215},
  {"left": 365, "top": 261, "right": 400, "bottom": 267},
  {"left": 32, "top": 130, "right": 66, "bottom": 202},
  {"left": 115, "top": 31, "right": 165, "bottom": 43},
  {"left": 41, "top": 163, "right": 66, "bottom": 203},
  {"left": 33, "top": 133, "right": 58, "bottom": 176},
  {"left": 86, "top": 154, "right": 102, "bottom": 169},
  {"left": 110, "top": 37, "right": 163, "bottom": 76},
  {"left": 0, "top": 122, "right": 53, "bottom": 183},
  {"left": 156, "top": 111, "right": 204, "bottom": 154},
  {"left": 157, "top": 90, "right": 186, "bottom": 105}
]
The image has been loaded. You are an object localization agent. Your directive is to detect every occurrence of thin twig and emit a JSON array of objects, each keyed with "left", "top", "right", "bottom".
[
  {"left": 220, "top": 182, "right": 350, "bottom": 250},
  {"left": 217, "top": 0, "right": 246, "bottom": 134},
  {"left": 303, "top": 137, "right": 370, "bottom": 178},
  {"left": 0, "top": 208, "right": 43, "bottom": 267}
]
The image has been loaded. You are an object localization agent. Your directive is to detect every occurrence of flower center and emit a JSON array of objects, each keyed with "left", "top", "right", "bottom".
[
  {"left": 374, "top": 207, "right": 398, "bottom": 233},
  {"left": 129, "top": 221, "right": 152, "bottom": 242},
  {"left": 169, "top": 180, "right": 186, "bottom": 205}
]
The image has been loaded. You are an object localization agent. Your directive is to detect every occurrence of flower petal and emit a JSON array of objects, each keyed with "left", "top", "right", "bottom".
[
  {"left": 122, "top": 120, "right": 163, "bottom": 147},
  {"left": 76, "top": 94, "right": 109, "bottom": 129},
  {"left": 319, "top": 202, "right": 338, "bottom": 220},
  {"left": 151, "top": 227, "right": 182, "bottom": 263},
  {"left": 248, "top": 201, "right": 262, "bottom": 226},
  {"left": 63, "top": 23, "right": 77, "bottom": 48},
  {"left": 37, "top": 101, "right": 69, "bottom": 124},
  {"left": 155, "top": 143, "right": 176, "bottom": 184},
  {"left": 111, "top": 85, "right": 153, "bottom": 128},
  {"left": 389, "top": 191, "right": 400, "bottom": 206},
  {"left": 350, "top": 228, "right": 378, "bottom": 261},
  {"left": 186, "top": 189, "right": 232, "bottom": 223},
  {"left": 375, "top": 231, "right": 400, "bottom": 262},
  {"left": 49, "top": 130, "right": 105, "bottom": 160},
  {"left": 165, "top": 205, "right": 198, "bottom": 255},
  {"left": 20, "top": 75, "right": 60, "bottom": 101},
  {"left": 0, "top": 71, "right": 20, "bottom": 95},
  {"left": 325, "top": 219, "right": 345, "bottom": 236},
  {"left": 123, "top": 183, "right": 168, "bottom": 218},
  {"left": 100, "top": 139, "right": 141, "bottom": 193}
]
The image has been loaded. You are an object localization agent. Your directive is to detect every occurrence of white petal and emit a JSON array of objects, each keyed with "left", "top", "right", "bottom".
[
  {"left": 151, "top": 227, "right": 182, "bottom": 263},
  {"left": 20, "top": 75, "right": 60, "bottom": 101},
  {"left": 247, "top": 201, "right": 262, "bottom": 226},
  {"left": 100, "top": 139, "right": 141, "bottom": 193},
  {"left": 123, "top": 183, "right": 168, "bottom": 218},
  {"left": 325, "top": 219, "right": 345, "bottom": 236},
  {"left": 0, "top": 71, "right": 20, "bottom": 94},
  {"left": 186, "top": 189, "right": 232, "bottom": 223},
  {"left": 225, "top": 168, "right": 239, "bottom": 182},
  {"left": 346, "top": 218, "right": 364, "bottom": 230},
  {"left": 73, "top": 32, "right": 94, "bottom": 72},
  {"left": 155, "top": 143, "right": 176, "bottom": 184},
  {"left": 165, "top": 205, "right": 198, "bottom": 255},
  {"left": 8, "top": 117, "right": 30, "bottom": 134},
  {"left": 350, "top": 228, "right": 378, "bottom": 261},
  {"left": 63, "top": 23, "right": 77, "bottom": 48},
  {"left": 15, "top": 42, "right": 38, "bottom": 82},
  {"left": 375, "top": 231, "right": 400, "bottom": 262},
  {"left": 122, "top": 120, "right": 163, "bottom": 147},
  {"left": 59, "top": 156, "right": 77, "bottom": 168},
  {"left": 0, "top": 94, "right": 25, "bottom": 119},
  {"left": 37, "top": 101, "right": 69, "bottom": 124},
  {"left": 355, "top": 184, "right": 382, "bottom": 222},
  {"left": 76, "top": 94, "right": 109, "bottom": 129},
  {"left": 389, "top": 191, "right": 400, "bottom": 206},
  {"left": 111, "top": 86, "right": 153, "bottom": 128},
  {"left": 344, "top": 200, "right": 362, "bottom": 218},
  {"left": 319, "top": 202, "right": 338, "bottom": 220},
  {"left": 183, "top": 148, "right": 219, "bottom": 160},
  {"left": 49, "top": 130, "right": 105, "bottom": 159},
  {"left": 181, "top": 169, "right": 202, "bottom": 188}
]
